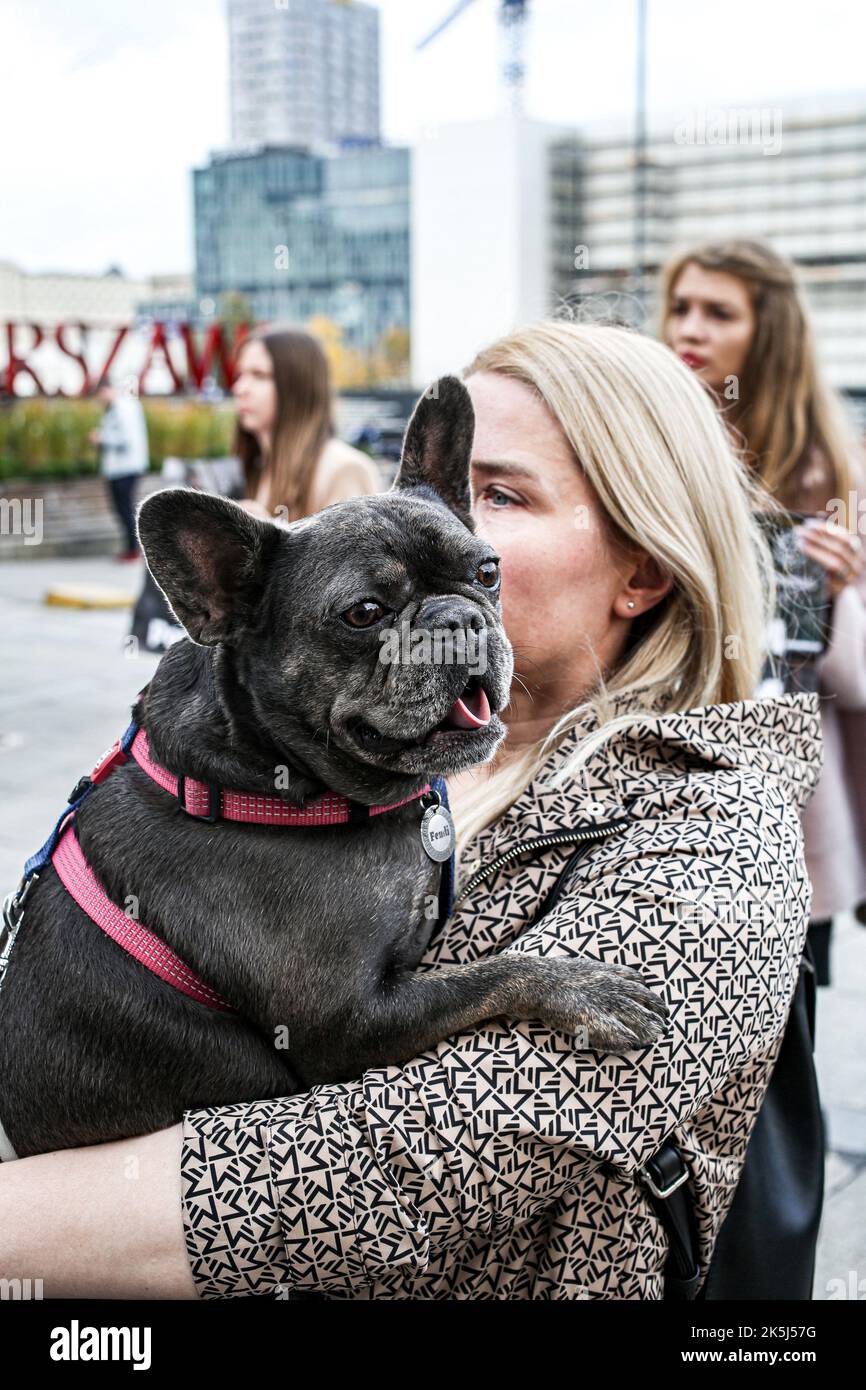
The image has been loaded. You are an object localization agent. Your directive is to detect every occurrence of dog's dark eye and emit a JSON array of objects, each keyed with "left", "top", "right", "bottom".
[
  {"left": 341, "top": 600, "right": 389, "bottom": 629},
  {"left": 476, "top": 560, "right": 500, "bottom": 589}
]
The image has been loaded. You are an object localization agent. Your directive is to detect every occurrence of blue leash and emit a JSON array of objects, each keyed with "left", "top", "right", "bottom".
[{"left": 22, "top": 718, "right": 140, "bottom": 882}]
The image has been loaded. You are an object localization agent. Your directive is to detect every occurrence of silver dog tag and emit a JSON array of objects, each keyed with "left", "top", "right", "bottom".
[{"left": 420, "top": 795, "right": 455, "bottom": 863}]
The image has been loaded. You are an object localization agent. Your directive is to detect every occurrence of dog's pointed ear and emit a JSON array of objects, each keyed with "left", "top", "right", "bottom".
[
  {"left": 392, "top": 375, "right": 475, "bottom": 530},
  {"left": 136, "top": 489, "right": 281, "bottom": 646}
]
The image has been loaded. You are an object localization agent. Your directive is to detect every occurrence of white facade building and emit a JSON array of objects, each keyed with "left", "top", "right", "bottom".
[
  {"left": 0, "top": 263, "right": 155, "bottom": 327},
  {"left": 413, "top": 100, "right": 866, "bottom": 398},
  {"left": 553, "top": 100, "right": 866, "bottom": 393},
  {"left": 412, "top": 115, "right": 571, "bottom": 385}
]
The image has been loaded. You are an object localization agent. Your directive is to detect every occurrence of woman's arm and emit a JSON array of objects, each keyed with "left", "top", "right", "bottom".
[
  {"left": 1, "top": 764, "right": 811, "bottom": 1300},
  {"left": 177, "top": 763, "right": 813, "bottom": 1299},
  {"left": 796, "top": 454, "right": 866, "bottom": 706},
  {"left": 0, "top": 1123, "right": 198, "bottom": 1300}
]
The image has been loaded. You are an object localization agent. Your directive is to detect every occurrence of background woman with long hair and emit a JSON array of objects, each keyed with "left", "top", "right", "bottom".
[
  {"left": 128, "top": 325, "right": 381, "bottom": 651},
  {"left": 661, "top": 238, "right": 866, "bottom": 985},
  {"left": 232, "top": 325, "right": 381, "bottom": 521}
]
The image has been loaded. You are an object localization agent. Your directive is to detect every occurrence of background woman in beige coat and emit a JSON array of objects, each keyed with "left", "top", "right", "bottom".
[
  {"left": 231, "top": 325, "right": 381, "bottom": 522},
  {"left": 0, "top": 323, "right": 822, "bottom": 1299},
  {"left": 662, "top": 239, "right": 866, "bottom": 985}
]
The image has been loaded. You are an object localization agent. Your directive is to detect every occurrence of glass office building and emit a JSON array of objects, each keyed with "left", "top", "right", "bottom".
[{"left": 193, "top": 142, "right": 410, "bottom": 351}]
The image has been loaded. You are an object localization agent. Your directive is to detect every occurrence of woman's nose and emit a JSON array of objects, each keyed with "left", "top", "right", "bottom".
[{"left": 680, "top": 311, "right": 706, "bottom": 340}]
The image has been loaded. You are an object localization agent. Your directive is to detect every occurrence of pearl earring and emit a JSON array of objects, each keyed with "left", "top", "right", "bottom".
[{"left": 626, "top": 600, "right": 636, "bottom": 609}]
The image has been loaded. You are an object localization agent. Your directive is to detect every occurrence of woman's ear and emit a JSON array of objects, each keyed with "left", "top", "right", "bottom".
[
  {"left": 615, "top": 551, "right": 675, "bottom": 619},
  {"left": 136, "top": 489, "right": 281, "bottom": 646}
]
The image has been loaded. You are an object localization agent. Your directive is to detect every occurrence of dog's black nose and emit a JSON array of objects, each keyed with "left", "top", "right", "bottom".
[{"left": 415, "top": 597, "right": 486, "bottom": 635}]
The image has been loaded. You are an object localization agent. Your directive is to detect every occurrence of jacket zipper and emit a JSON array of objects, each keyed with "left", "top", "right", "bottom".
[{"left": 452, "top": 818, "right": 632, "bottom": 908}]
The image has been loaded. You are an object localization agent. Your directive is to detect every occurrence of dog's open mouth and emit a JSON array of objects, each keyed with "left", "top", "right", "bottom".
[{"left": 350, "top": 676, "right": 493, "bottom": 754}]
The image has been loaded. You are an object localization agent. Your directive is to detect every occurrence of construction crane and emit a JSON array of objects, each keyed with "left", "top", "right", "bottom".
[{"left": 416, "top": 0, "right": 530, "bottom": 113}]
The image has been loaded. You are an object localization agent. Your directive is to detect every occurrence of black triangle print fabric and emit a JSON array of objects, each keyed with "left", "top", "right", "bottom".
[{"left": 179, "top": 690, "right": 823, "bottom": 1299}]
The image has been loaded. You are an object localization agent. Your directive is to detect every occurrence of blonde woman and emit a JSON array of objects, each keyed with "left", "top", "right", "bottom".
[
  {"left": 0, "top": 322, "right": 822, "bottom": 1300},
  {"left": 661, "top": 239, "right": 866, "bottom": 984}
]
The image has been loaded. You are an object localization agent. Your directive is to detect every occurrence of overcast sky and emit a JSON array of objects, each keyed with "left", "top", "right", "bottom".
[{"left": 1, "top": 0, "right": 864, "bottom": 279}]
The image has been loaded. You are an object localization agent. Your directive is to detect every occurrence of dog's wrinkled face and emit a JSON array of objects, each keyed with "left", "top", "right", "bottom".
[{"left": 137, "top": 376, "right": 514, "bottom": 793}]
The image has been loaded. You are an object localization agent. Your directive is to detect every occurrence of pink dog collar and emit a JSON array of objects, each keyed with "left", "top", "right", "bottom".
[{"left": 127, "top": 729, "right": 432, "bottom": 825}]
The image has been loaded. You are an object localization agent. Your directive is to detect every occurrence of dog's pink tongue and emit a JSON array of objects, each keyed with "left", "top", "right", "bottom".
[{"left": 444, "top": 684, "right": 491, "bottom": 730}]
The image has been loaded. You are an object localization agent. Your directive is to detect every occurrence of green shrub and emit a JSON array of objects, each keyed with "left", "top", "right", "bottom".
[{"left": 0, "top": 398, "right": 237, "bottom": 482}]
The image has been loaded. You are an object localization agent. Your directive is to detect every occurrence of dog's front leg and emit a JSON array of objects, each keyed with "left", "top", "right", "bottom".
[{"left": 293, "top": 953, "right": 669, "bottom": 1084}]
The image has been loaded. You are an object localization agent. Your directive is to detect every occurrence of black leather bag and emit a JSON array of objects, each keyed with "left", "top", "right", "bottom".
[
  {"left": 694, "top": 941, "right": 825, "bottom": 1299},
  {"left": 647, "top": 941, "right": 825, "bottom": 1300}
]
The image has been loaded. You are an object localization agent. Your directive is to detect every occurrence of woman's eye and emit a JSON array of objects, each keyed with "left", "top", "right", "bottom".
[
  {"left": 341, "top": 600, "right": 389, "bottom": 628},
  {"left": 481, "top": 486, "right": 520, "bottom": 508}
]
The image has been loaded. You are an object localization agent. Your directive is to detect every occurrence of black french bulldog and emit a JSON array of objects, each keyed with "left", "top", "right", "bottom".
[{"left": 0, "top": 377, "right": 668, "bottom": 1159}]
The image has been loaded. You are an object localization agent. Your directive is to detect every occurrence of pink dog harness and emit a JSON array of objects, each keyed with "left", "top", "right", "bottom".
[
  {"left": 3, "top": 718, "right": 439, "bottom": 1017},
  {"left": 50, "top": 818, "right": 234, "bottom": 1011}
]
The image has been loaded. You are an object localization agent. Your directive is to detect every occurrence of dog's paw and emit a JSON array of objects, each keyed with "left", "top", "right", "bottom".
[{"left": 530, "top": 957, "right": 670, "bottom": 1052}]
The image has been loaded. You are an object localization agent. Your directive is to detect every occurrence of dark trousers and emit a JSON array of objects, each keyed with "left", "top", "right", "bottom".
[{"left": 106, "top": 474, "right": 140, "bottom": 552}]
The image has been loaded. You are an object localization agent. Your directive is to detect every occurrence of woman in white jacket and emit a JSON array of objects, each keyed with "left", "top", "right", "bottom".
[{"left": 89, "top": 379, "right": 150, "bottom": 561}]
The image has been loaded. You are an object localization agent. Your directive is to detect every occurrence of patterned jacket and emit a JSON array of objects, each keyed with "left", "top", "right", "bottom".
[{"left": 180, "top": 689, "right": 823, "bottom": 1299}]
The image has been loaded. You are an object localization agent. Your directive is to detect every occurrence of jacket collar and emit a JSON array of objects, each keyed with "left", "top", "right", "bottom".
[{"left": 458, "top": 687, "right": 823, "bottom": 879}]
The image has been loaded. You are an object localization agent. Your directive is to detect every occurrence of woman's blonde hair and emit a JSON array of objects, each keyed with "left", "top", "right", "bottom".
[
  {"left": 452, "top": 318, "right": 778, "bottom": 873},
  {"left": 659, "top": 239, "right": 856, "bottom": 506}
]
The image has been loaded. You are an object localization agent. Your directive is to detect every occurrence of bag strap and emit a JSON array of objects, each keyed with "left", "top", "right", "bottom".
[
  {"left": 801, "top": 935, "right": 818, "bottom": 1045},
  {"left": 639, "top": 1141, "right": 703, "bottom": 1299}
]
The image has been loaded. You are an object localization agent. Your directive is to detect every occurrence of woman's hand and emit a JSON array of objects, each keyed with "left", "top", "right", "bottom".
[{"left": 796, "top": 516, "right": 864, "bottom": 599}]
